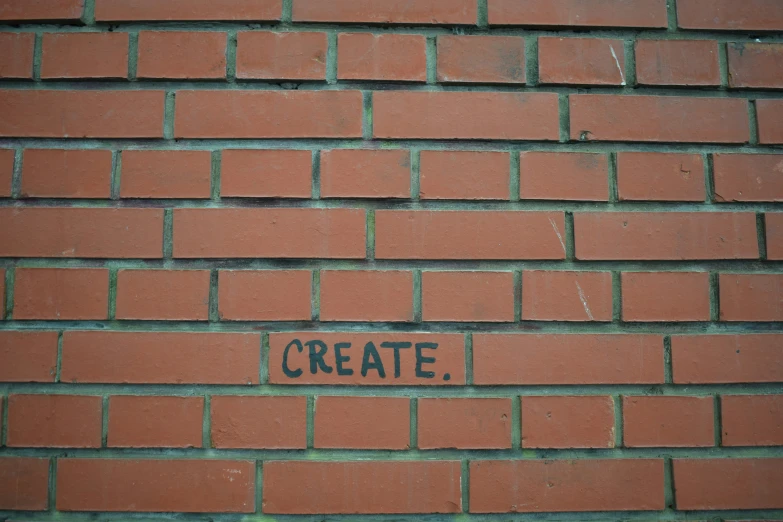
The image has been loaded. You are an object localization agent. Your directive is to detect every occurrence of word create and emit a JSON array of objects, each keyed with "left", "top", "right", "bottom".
[
  {"left": 268, "top": 333, "right": 464, "bottom": 385},
  {"left": 281, "top": 339, "right": 450, "bottom": 381}
]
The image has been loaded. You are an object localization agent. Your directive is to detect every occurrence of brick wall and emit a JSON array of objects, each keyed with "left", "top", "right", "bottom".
[{"left": 0, "top": 0, "right": 782, "bottom": 519}]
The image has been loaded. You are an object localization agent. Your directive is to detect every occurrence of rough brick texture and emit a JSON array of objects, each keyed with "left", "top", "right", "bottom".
[
  {"left": 0, "top": 32, "right": 34, "bottom": 78},
  {"left": 539, "top": 37, "right": 627, "bottom": 86},
  {"left": 41, "top": 33, "right": 129, "bottom": 79},
  {"left": 635, "top": 40, "right": 720, "bottom": 86},
  {"left": 22, "top": 149, "right": 113, "bottom": 198},
  {"left": 315, "top": 396, "right": 410, "bottom": 449},
  {"left": 437, "top": 35, "right": 525, "bottom": 84},
  {"left": 137, "top": 31, "right": 227, "bottom": 80},
  {"left": 521, "top": 395, "right": 615, "bottom": 448},
  {"left": 622, "top": 396, "right": 715, "bottom": 447},
  {"left": 237, "top": 31, "right": 327, "bottom": 80},
  {"left": 211, "top": 395, "right": 307, "bottom": 449},
  {"left": 338, "top": 33, "right": 426, "bottom": 82},
  {"left": 108, "top": 395, "right": 204, "bottom": 448},
  {"left": 0, "top": 1, "right": 781, "bottom": 520}
]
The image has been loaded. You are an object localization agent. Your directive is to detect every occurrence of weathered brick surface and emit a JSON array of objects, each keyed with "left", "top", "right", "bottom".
[
  {"left": 42, "top": 33, "right": 129, "bottom": 79},
  {"left": 338, "top": 33, "right": 426, "bottom": 82},
  {"left": 521, "top": 396, "right": 615, "bottom": 448},
  {"left": 211, "top": 396, "right": 307, "bottom": 449},
  {"left": 488, "top": 0, "right": 667, "bottom": 28},
  {"left": 470, "top": 459, "right": 665, "bottom": 512},
  {"left": 635, "top": 40, "right": 720, "bottom": 86},
  {"left": 22, "top": 149, "right": 113, "bottom": 198},
  {"left": 95, "top": 0, "right": 281, "bottom": 21},
  {"left": 0, "top": 1, "right": 780, "bottom": 519},
  {"left": 616, "top": 152, "right": 706, "bottom": 201},
  {"left": 677, "top": 0, "right": 783, "bottom": 31},
  {"left": 539, "top": 37, "right": 627, "bottom": 86},
  {"left": 0, "top": 33, "right": 35, "bottom": 78},
  {"left": 622, "top": 396, "right": 715, "bottom": 447},
  {"left": 108, "top": 396, "right": 204, "bottom": 448},
  {"left": 437, "top": 35, "right": 525, "bottom": 84},
  {"left": 315, "top": 396, "right": 410, "bottom": 449},
  {"left": 237, "top": 31, "right": 327, "bottom": 80}
]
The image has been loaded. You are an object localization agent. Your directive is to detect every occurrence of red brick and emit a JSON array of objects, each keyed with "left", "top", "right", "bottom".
[
  {"left": 338, "top": 33, "right": 426, "bottom": 82},
  {"left": 263, "top": 461, "right": 461, "bottom": 514},
  {"left": 120, "top": 150, "right": 211, "bottom": 199},
  {"left": 622, "top": 272, "right": 711, "bottom": 322},
  {"left": 419, "top": 398, "right": 511, "bottom": 449},
  {"left": 539, "top": 37, "right": 626, "bottom": 85},
  {"left": 376, "top": 210, "right": 566, "bottom": 260},
  {"left": 219, "top": 270, "right": 311, "bottom": 321},
  {"left": 470, "top": 459, "right": 664, "bottom": 513},
  {"left": 420, "top": 150, "right": 509, "bottom": 200},
  {"left": 677, "top": 0, "right": 783, "bottom": 31},
  {"left": 422, "top": 271, "right": 514, "bottom": 322},
  {"left": 175, "top": 90, "right": 362, "bottom": 138},
  {"left": 522, "top": 270, "right": 612, "bottom": 322},
  {"left": 116, "top": 269, "right": 210, "bottom": 321},
  {"left": 488, "top": 0, "right": 667, "bottom": 27},
  {"left": 137, "top": 31, "right": 225, "bottom": 79},
  {"left": 617, "top": 152, "right": 706, "bottom": 201},
  {"left": 321, "top": 149, "right": 410, "bottom": 198},
  {"left": 520, "top": 152, "right": 608, "bottom": 201},
  {"left": 474, "top": 334, "right": 664, "bottom": 385},
  {"left": 672, "top": 335, "right": 783, "bottom": 384},
  {"left": 522, "top": 396, "right": 614, "bottom": 449},
  {"left": 375, "top": 92, "right": 559, "bottom": 140},
  {"left": 728, "top": 43, "right": 783, "bottom": 88},
  {"left": 21, "top": 149, "right": 112, "bottom": 198},
  {"left": 636, "top": 40, "right": 720, "bottom": 86},
  {"left": 0, "top": 0, "right": 83, "bottom": 21},
  {"left": 173, "top": 208, "right": 365, "bottom": 258},
  {"left": 57, "top": 459, "right": 255, "bottom": 512},
  {"left": 211, "top": 396, "right": 306, "bottom": 449},
  {"left": 714, "top": 154, "right": 783, "bottom": 202},
  {"left": 767, "top": 213, "right": 783, "bottom": 260},
  {"left": 757, "top": 99, "right": 783, "bottom": 144},
  {"left": 0, "top": 90, "right": 164, "bottom": 138},
  {"left": 437, "top": 35, "right": 524, "bottom": 84},
  {"left": 315, "top": 396, "right": 409, "bottom": 449},
  {"left": 0, "top": 331, "right": 57, "bottom": 382},
  {"left": 268, "top": 332, "right": 465, "bottom": 385},
  {"left": 61, "top": 331, "right": 260, "bottom": 384},
  {"left": 722, "top": 395, "right": 783, "bottom": 446},
  {"left": 320, "top": 270, "right": 413, "bottom": 322},
  {"left": 0, "top": 148, "right": 12, "bottom": 196},
  {"left": 293, "top": 0, "right": 476, "bottom": 24},
  {"left": 221, "top": 149, "right": 312, "bottom": 198},
  {"left": 0, "top": 33, "right": 33, "bottom": 78},
  {"left": 96, "top": 0, "right": 280, "bottom": 21},
  {"left": 41, "top": 33, "right": 127, "bottom": 79},
  {"left": 575, "top": 212, "right": 758, "bottom": 260},
  {"left": 237, "top": 31, "right": 326, "bottom": 80},
  {"left": 623, "top": 396, "right": 714, "bottom": 447},
  {"left": 0, "top": 458, "right": 49, "bottom": 511},
  {"left": 7, "top": 394, "right": 101, "bottom": 448},
  {"left": 14, "top": 268, "right": 108, "bottom": 320},
  {"left": 571, "top": 95, "right": 749, "bottom": 143},
  {"left": 108, "top": 396, "right": 203, "bottom": 448},
  {"left": 0, "top": 208, "right": 163, "bottom": 258},
  {"left": 673, "top": 458, "right": 783, "bottom": 510},
  {"left": 720, "top": 274, "right": 783, "bottom": 322},
  {"left": 733, "top": 514, "right": 783, "bottom": 521}
]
